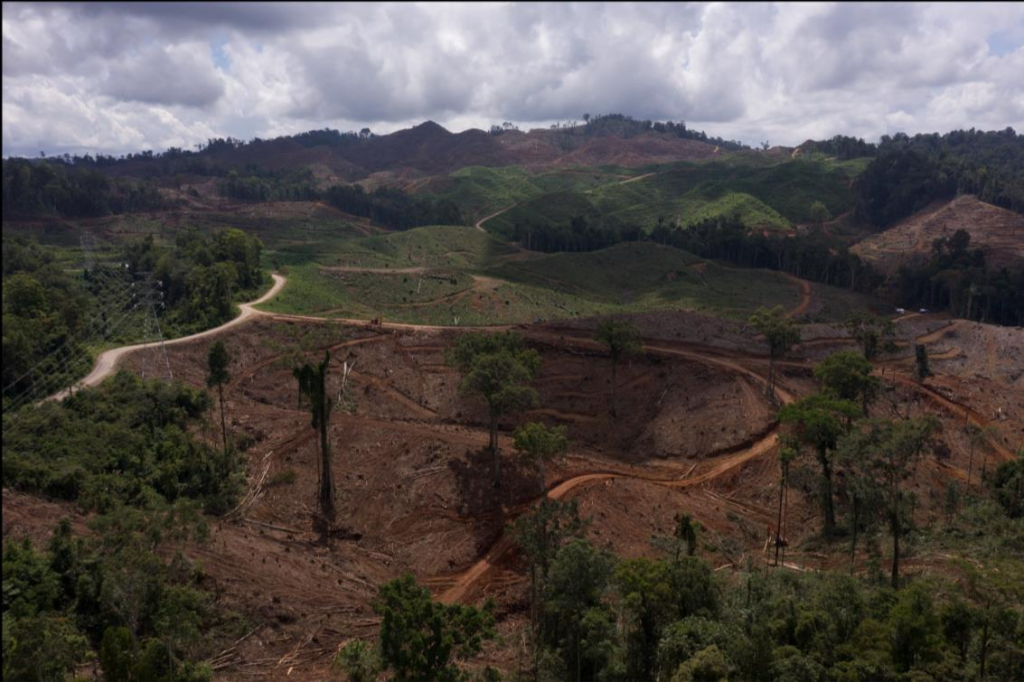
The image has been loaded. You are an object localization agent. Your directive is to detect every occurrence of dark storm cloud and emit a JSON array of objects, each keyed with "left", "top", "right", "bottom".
[{"left": 3, "top": 2, "right": 1022, "bottom": 157}]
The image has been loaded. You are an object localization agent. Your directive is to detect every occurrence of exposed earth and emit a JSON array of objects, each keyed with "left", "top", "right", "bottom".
[{"left": 4, "top": 274, "right": 1022, "bottom": 680}]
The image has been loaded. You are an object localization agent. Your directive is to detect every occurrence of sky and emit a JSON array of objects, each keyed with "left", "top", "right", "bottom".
[{"left": 3, "top": 1, "right": 1024, "bottom": 158}]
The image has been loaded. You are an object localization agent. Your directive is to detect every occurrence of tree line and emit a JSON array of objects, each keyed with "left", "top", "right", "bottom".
[
  {"left": 802, "top": 129, "right": 1024, "bottom": 225},
  {"left": 1, "top": 158, "right": 164, "bottom": 218}
]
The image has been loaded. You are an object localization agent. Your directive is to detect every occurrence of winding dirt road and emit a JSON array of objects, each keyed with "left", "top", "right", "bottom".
[{"left": 46, "top": 274, "right": 287, "bottom": 402}]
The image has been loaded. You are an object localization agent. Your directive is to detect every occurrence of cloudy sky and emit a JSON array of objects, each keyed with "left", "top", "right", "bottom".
[{"left": 3, "top": 2, "right": 1023, "bottom": 157}]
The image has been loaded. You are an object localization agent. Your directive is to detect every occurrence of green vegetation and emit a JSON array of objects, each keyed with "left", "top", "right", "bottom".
[
  {"left": 2, "top": 373, "right": 246, "bottom": 680},
  {"left": 293, "top": 351, "right": 337, "bottom": 536},
  {"left": 341, "top": 575, "right": 495, "bottom": 682},
  {"left": 513, "top": 421, "right": 570, "bottom": 493},
  {"left": 446, "top": 332, "right": 541, "bottom": 486},
  {"left": 481, "top": 158, "right": 858, "bottom": 250},
  {"left": 895, "top": 229, "right": 1024, "bottom": 327},
  {"left": 748, "top": 305, "right": 800, "bottom": 399},
  {"left": 2, "top": 157, "right": 163, "bottom": 218},
  {"left": 595, "top": 317, "right": 643, "bottom": 417},
  {"left": 3, "top": 227, "right": 266, "bottom": 407},
  {"left": 3, "top": 372, "right": 241, "bottom": 515},
  {"left": 261, "top": 239, "right": 811, "bottom": 326},
  {"left": 503, "top": 498, "right": 1024, "bottom": 682}
]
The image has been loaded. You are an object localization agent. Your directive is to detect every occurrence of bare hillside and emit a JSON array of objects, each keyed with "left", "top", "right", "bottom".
[{"left": 852, "top": 194, "right": 1024, "bottom": 274}]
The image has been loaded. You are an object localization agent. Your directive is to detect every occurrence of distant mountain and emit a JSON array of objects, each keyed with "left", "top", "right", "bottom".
[{"left": 40, "top": 119, "right": 729, "bottom": 186}]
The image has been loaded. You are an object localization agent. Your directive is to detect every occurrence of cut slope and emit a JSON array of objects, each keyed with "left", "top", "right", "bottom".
[{"left": 852, "top": 195, "right": 1024, "bottom": 274}]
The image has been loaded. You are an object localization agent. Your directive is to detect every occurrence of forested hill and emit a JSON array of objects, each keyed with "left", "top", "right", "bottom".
[{"left": 2, "top": 115, "right": 738, "bottom": 186}]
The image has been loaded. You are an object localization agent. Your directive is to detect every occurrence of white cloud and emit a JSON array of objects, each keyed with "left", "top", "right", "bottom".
[{"left": 2, "top": 1, "right": 1023, "bottom": 157}]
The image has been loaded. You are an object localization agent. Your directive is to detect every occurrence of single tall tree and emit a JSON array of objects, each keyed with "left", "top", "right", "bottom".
[
  {"left": 206, "top": 341, "right": 231, "bottom": 462},
  {"left": 447, "top": 332, "right": 541, "bottom": 488},
  {"left": 837, "top": 417, "right": 936, "bottom": 588},
  {"left": 514, "top": 421, "right": 569, "bottom": 494},
  {"left": 594, "top": 317, "right": 642, "bottom": 417},
  {"left": 780, "top": 394, "right": 861, "bottom": 539},
  {"left": 748, "top": 306, "right": 800, "bottom": 400},
  {"left": 294, "top": 351, "right": 336, "bottom": 537},
  {"left": 914, "top": 344, "right": 932, "bottom": 384}
]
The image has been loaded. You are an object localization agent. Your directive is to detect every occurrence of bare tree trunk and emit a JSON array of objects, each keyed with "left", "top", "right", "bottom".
[
  {"left": 610, "top": 359, "right": 618, "bottom": 417},
  {"left": 850, "top": 494, "right": 859, "bottom": 570},
  {"left": 218, "top": 384, "right": 229, "bottom": 463},
  {"left": 490, "top": 412, "right": 501, "bottom": 488},
  {"left": 774, "top": 466, "right": 786, "bottom": 567},
  {"left": 819, "top": 449, "right": 836, "bottom": 539},
  {"left": 891, "top": 512, "right": 900, "bottom": 589},
  {"left": 319, "top": 406, "right": 335, "bottom": 535}
]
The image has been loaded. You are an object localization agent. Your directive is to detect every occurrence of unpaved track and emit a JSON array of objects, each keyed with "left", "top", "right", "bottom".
[
  {"left": 46, "top": 274, "right": 287, "bottom": 402},
  {"left": 438, "top": 423, "right": 783, "bottom": 604},
  {"left": 780, "top": 272, "right": 812, "bottom": 318},
  {"left": 474, "top": 205, "right": 516, "bottom": 233}
]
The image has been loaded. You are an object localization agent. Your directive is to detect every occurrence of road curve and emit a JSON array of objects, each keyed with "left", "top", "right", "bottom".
[
  {"left": 474, "top": 205, "right": 516, "bottom": 234},
  {"left": 46, "top": 273, "right": 287, "bottom": 402}
]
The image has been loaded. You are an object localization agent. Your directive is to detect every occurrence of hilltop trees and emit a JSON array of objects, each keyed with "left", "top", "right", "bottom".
[
  {"left": 594, "top": 317, "right": 642, "bottom": 417},
  {"left": 293, "top": 351, "right": 336, "bottom": 537},
  {"left": 447, "top": 332, "right": 541, "bottom": 488},
  {"left": 748, "top": 306, "right": 800, "bottom": 400}
]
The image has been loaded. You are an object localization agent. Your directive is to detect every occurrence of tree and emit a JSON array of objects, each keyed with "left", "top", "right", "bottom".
[
  {"left": 673, "top": 513, "right": 700, "bottom": 561},
  {"left": 512, "top": 499, "right": 588, "bottom": 677},
  {"left": 594, "top": 317, "right": 642, "bottom": 417},
  {"left": 813, "top": 350, "right": 882, "bottom": 414},
  {"left": 206, "top": 341, "right": 231, "bottom": 463},
  {"left": 615, "top": 558, "right": 676, "bottom": 680},
  {"left": 748, "top": 306, "right": 800, "bottom": 400},
  {"left": 808, "top": 201, "right": 831, "bottom": 226},
  {"left": 845, "top": 312, "right": 896, "bottom": 360},
  {"left": 446, "top": 332, "right": 541, "bottom": 487},
  {"left": 293, "top": 351, "right": 336, "bottom": 537},
  {"left": 837, "top": 417, "right": 937, "bottom": 588},
  {"left": 543, "top": 539, "right": 614, "bottom": 682},
  {"left": 779, "top": 395, "right": 861, "bottom": 538},
  {"left": 514, "top": 421, "right": 569, "bottom": 494},
  {"left": 774, "top": 447, "right": 796, "bottom": 567},
  {"left": 914, "top": 344, "right": 931, "bottom": 384},
  {"left": 374, "top": 574, "right": 495, "bottom": 682}
]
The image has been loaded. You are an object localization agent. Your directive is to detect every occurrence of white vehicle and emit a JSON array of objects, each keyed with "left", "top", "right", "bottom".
[
  {"left": 919, "top": 308, "right": 928, "bottom": 314},
  {"left": 896, "top": 308, "right": 906, "bottom": 314}
]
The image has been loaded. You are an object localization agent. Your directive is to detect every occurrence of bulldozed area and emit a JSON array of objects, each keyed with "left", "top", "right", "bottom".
[{"left": 4, "top": 307, "right": 1022, "bottom": 679}]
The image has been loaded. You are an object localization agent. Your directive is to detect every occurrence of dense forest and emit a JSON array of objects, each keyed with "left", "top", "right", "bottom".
[
  {"left": 1, "top": 158, "right": 164, "bottom": 218},
  {"left": 802, "top": 129, "right": 1024, "bottom": 225},
  {"left": 322, "top": 184, "right": 464, "bottom": 230},
  {"left": 2, "top": 228, "right": 264, "bottom": 408}
]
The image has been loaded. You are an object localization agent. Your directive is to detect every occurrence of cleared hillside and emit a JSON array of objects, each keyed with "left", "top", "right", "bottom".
[{"left": 852, "top": 194, "right": 1024, "bottom": 274}]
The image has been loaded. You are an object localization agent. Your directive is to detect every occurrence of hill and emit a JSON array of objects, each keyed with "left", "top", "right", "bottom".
[{"left": 852, "top": 194, "right": 1024, "bottom": 274}]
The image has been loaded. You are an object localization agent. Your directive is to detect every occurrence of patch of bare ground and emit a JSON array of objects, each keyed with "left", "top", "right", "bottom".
[
  {"left": 5, "top": 304, "right": 1023, "bottom": 680},
  {"left": 852, "top": 194, "right": 1024, "bottom": 275}
]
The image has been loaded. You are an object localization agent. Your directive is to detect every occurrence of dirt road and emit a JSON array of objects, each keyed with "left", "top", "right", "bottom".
[
  {"left": 46, "top": 274, "right": 287, "bottom": 402},
  {"left": 474, "top": 205, "right": 516, "bottom": 233}
]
